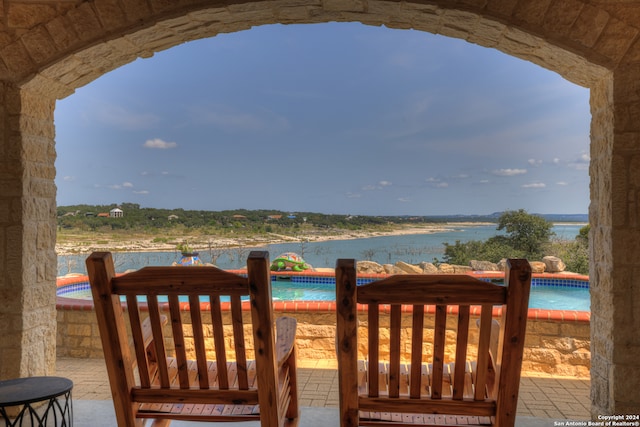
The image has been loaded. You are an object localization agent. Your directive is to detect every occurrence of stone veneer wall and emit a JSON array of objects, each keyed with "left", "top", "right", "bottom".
[
  {"left": 56, "top": 304, "right": 590, "bottom": 378},
  {"left": 3, "top": 0, "right": 640, "bottom": 415}
]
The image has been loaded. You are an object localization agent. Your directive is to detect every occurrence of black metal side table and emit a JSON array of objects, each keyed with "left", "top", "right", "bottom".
[{"left": 0, "top": 376, "right": 73, "bottom": 426}]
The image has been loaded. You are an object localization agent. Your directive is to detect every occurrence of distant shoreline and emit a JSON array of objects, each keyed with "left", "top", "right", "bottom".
[
  {"left": 55, "top": 221, "right": 587, "bottom": 256},
  {"left": 55, "top": 222, "right": 494, "bottom": 256}
]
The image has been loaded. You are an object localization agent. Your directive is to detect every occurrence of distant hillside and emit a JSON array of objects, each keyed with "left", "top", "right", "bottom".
[
  {"left": 536, "top": 213, "right": 589, "bottom": 223},
  {"left": 57, "top": 204, "right": 588, "bottom": 230},
  {"left": 413, "top": 213, "right": 588, "bottom": 223},
  {"left": 486, "top": 212, "right": 588, "bottom": 223}
]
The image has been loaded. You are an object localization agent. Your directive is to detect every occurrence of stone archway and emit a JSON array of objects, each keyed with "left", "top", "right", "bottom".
[{"left": 1, "top": 0, "right": 638, "bottom": 417}]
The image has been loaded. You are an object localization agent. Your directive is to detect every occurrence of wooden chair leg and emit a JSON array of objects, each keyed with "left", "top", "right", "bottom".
[{"left": 286, "top": 346, "right": 299, "bottom": 420}]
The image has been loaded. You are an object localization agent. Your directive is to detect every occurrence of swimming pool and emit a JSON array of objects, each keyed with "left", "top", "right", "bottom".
[{"left": 56, "top": 274, "right": 590, "bottom": 311}]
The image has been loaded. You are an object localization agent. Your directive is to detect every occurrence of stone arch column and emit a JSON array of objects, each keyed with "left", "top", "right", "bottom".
[
  {"left": 590, "top": 65, "right": 640, "bottom": 415},
  {"left": 0, "top": 0, "right": 637, "bottom": 415},
  {"left": 0, "top": 83, "right": 57, "bottom": 378}
]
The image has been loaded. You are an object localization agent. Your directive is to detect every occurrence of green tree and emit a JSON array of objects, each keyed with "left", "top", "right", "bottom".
[
  {"left": 442, "top": 240, "right": 484, "bottom": 265},
  {"left": 443, "top": 209, "right": 553, "bottom": 264},
  {"left": 443, "top": 237, "right": 527, "bottom": 265},
  {"left": 495, "top": 209, "right": 554, "bottom": 256},
  {"left": 577, "top": 224, "right": 590, "bottom": 243},
  {"left": 548, "top": 224, "right": 590, "bottom": 275}
]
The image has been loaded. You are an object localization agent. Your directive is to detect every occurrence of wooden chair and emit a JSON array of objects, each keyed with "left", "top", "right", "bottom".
[
  {"left": 87, "top": 251, "right": 299, "bottom": 427},
  {"left": 335, "top": 259, "right": 531, "bottom": 427}
]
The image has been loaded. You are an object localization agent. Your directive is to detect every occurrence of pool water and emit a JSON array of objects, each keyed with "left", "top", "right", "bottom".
[
  {"left": 57, "top": 276, "right": 591, "bottom": 311},
  {"left": 274, "top": 279, "right": 591, "bottom": 311},
  {"left": 527, "top": 286, "right": 590, "bottom": 311}
]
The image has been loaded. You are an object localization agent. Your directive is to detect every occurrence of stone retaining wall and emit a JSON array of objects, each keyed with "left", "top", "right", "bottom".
[{"left": 56, "top": 304, "right": 590, "bottom": 378}]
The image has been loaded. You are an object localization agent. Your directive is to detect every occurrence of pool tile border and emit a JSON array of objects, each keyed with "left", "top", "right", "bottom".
[{"left": 56, "top": 271, "right": 591, "bottom": 322}]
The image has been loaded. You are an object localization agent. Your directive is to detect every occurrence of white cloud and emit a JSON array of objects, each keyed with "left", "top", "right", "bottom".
[
  {"left": 62, "top": 176, "right": 75, "bottom": 181},
  {"left": 522, "top": 182, "right": 546, "bottom": 188},
  {"left": 568, "top": 151, "right": 590, "bottom": 170},
  {"left": 397, "top": 197, "right": 411, "bottom": 202},
  {"left": 426, "top": 177, "right": 449, "bottom": 188},
  {"left": 133, "top": 190, "right": 149, "bottom": 194},
  {"left": 556, "top": 181, "right": 569, "bottom": 186},
  {"left": 363, "top": 181, "right": 392, "bottom": 191},
  {"left": 108, "top": 182, "right": 134, "bottom": 190},
  {"left": 144, "top": 138, "right": 177, "bottom": 149},
  {"left": 346, "top": 192, "right": 361, "bottom": 198},
  {"left": 492, "top": 168, "right": 527, "bottom": 176},
  {"left": 527, "top": 158, "right": 542, "bottom": 167}
]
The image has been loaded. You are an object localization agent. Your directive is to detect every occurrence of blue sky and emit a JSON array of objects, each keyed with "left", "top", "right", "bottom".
[{"left": 54, "top": 22, "right": 590, "bottom": 216}]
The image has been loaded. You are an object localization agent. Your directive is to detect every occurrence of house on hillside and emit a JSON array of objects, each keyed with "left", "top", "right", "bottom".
[{"left": 110, "top": 208, "right": 123, "bottom": 218}]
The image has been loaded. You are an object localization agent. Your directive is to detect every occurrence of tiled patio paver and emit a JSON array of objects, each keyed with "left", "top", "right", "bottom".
[{"left": 56, "top": 357, "right": 591, "bottom": 420}]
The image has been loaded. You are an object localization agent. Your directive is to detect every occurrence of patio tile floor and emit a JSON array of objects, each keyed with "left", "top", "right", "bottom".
[{"left": 56, "top": 357, "right": 591, "bottom": 422}]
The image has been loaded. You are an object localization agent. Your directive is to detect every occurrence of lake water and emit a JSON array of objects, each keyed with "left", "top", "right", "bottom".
[{"left": 57, "top": 224, "right": 585, "bottom": 276}]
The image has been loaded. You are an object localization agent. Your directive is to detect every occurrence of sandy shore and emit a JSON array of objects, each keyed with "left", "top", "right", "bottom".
[{"left": 55, "top": 223, "right": 491, "bottom": 256}]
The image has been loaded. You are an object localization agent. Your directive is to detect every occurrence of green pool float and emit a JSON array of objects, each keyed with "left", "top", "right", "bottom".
[{"left": 270, "top": 252, "right": 311, "bottom": 272}]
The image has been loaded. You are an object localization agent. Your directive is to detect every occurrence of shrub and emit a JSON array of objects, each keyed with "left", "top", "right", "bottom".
[{"left": 443, "top": 210, "right": 554, "bottom": 265}]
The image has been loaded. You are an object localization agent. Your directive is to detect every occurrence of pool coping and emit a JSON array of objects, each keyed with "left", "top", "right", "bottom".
[{"left": 56, "top": 270, "right": 591, "bottom": 323}]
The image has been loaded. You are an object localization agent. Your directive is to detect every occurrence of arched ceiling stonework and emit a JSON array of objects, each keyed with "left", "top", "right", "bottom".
[
  {"left": 0, "top": 0, "right": 629, "bottom": 98},
  {"left": 5, "top": 0, "right": 640, "bottom": 415}
]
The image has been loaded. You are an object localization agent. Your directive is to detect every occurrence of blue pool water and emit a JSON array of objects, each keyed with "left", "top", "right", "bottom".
[{"left": 58, "top": 276, "right": 590, "bottom": 311}]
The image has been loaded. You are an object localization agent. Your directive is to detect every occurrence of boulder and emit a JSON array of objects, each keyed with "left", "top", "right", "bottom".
[
  {"left": 419, "top": 262, "right": 438, "bottom": 274},
  {"left": 530, "top": 261, "right": 546, "bottom": 273},
  {"left": 437, "top": 263, "right": 455, "bottom": 274},
  {"left": 356, "top": 260, "right": 385, "bottom": 274},
  {"left": 543, "top": 256, "right": 566, "bottom": 273},
  {"left": 498, "top": 258, "right": 545, "bottom": 273},
  {"left": 394, "top": 261, "right": 423, "bottom": 274},
  {"left": 469, "top": 260, "right": 499, "bottom": 271},
  {"left": 382, "top": 264, "right": 408, "bottom": 274},
  {"left": 452, "top": 265, "right": 472, "bottom": 273},
  {"left": 390, "top": 266, "right": 408, "bottom": 274}
]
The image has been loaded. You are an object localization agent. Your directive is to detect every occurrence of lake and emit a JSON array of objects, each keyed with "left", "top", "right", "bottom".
[{"left": 57, "top": 223, "right": 585, "bottom": 276}]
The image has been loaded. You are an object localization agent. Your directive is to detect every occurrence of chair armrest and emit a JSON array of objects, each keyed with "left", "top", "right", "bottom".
[{"left": 275, "top": 316, "right": 297, "bottom": 367}]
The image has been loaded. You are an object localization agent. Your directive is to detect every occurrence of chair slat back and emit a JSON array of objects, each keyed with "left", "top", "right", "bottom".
[
  {"left": 87, "top": 250, "right": 283, "bottom": 426},
  {"left": 113, "top": 263, "right": 253, "bottom": 393},
  {"left": 336, "top": 258, "right": 531, "bottom": 427}
]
